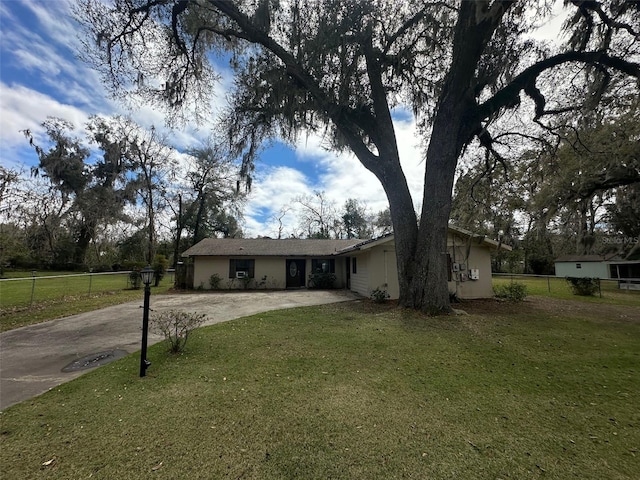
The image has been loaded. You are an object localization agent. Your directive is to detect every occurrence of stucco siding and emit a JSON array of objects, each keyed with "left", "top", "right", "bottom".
[
  {"left": 448, "top": 244, "right": 494, "bottom": 299},
  {"left": 193, "top": 256, "right": 228, "bottom": 289},
  {"left": 255, "top": 257, "right": 287, "bottom": 288},
  {"left": 193, "top": 255, "right": 351, "bottom": 290}
]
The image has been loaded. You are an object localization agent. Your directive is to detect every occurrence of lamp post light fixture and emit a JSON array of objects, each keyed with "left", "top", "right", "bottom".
[{"left": 139, "top": 265, "right": 155, "bottom": 377}]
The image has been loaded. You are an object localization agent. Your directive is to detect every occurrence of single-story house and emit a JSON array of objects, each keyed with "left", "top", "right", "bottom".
[
  {"left": 555, "top": 254, "right": 640, "bottom": 290},
  {"left": 181, "top": 226, "right": 511, "bottom": 299}
]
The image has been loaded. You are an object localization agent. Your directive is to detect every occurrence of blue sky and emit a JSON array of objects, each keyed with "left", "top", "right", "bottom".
[
  {"left": 1, "top": 1, "right": 566, "bottom": 238},
  {"left": 1, "top": 0, "right": 430, "bottom": 237}
]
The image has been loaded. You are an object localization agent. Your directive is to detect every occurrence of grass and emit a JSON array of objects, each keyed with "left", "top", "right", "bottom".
[
  {"left": 1, "top": 298, "right": 638, "bottom": 479},
  {"left": 493, "top": 275, "right": 640, "bottom": 306},
  {"left": 0, "top": 272, "right": 175, "bottom": 332}
]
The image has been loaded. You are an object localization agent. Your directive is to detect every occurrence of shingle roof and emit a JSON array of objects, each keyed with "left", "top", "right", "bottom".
[
  {"left": 182, "top": 238, "right": 364, "bottom": 257},
  {"left": 555, "top": 254, "right": 618, "bottom": 262},
  {"left": 337, "top": 226, "right": 512, "bottom": 254}
]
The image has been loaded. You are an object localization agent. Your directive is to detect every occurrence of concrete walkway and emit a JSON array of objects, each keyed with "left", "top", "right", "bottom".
[{"left": 0, "top": 290, "right": 356, "bottom": 410}]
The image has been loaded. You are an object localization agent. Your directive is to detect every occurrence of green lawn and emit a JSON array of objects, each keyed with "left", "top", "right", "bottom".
[
  {"left": 0, "top": 272, "right": 174, "bottom": 332},
  {"left": 493, "top": 274, "right": 640, "bottom": 306},
  {"left": 1, "top": 298, "right": 638, "bottom": 479}
]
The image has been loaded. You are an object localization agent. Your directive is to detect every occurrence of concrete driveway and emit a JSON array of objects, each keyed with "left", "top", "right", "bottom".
[{"left": 0, "top": 290, "right": 356, "bottom": 410}]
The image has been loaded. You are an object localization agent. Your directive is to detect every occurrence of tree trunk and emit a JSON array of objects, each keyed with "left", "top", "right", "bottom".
[
  {"left": 380, "top": 166, "right": 419, "bottom": 308},
  {"left": 193, "top": 194, "right": 206, "bottom": 244},
  {"left": 146, "top": 185, "right": 155, "bottom": 265},
  {"left": 394, "top": 2, "right": 507, "bottom": 314},
  {"left": 173, "top": 194, "right": 183, "bottom": 269},
  {"left": 413, "top": 103, "right": 470, "bottom": 314},
  {"left": 74, "top": 223, "right": 93, "bottom": 266}
]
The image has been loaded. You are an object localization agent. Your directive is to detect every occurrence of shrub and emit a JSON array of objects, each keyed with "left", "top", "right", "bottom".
[
  {"left": 370, "top": 286, "right": 390, "bottom": 303},
  {"left": 566, "top": 277, "right": 599, "bottom": 296},
  {"left": 494, "top": 282, "right": 528, "bottom": 302},
  {"left": 241, "top": 275, "right": 253, "bottom": 289},
  {"left": 308, "top": 272, "right": 336, "bottom": 289},
  {"left": 129, "top": 270, "right": 142, "bottom": 290},
  {"left": 152, "top": 254, "right": 169, "bottom": 286},
  {"left": 209, "top": 273, "right": 222, "bottom": 289},
  {"left": 255, "top": 275, "right": 268, "bottom": 289},
  {"left": 150, "top": 309, "right": 207, "bottom": 354}
]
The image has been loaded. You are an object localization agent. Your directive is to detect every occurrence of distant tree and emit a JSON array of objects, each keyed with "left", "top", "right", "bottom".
[
  {"left": 0, "top": 167, "right": 23, "bottom": 273},
  {"left": 341, "top": 198, "right": 372, "bottom": 239},
  {"left": 295, "top": 191, "right": 338, "bottom": 239},
  {"left": 451, "top": 160, "right": 523, "bottom": 272},
  {"left": 0, "top": 166, "right": 19, "bottom": 208},
  {"left": 78, "top": 0, "right": 640, "bottom": 313},
  {"left": 25, "top": 117, "right": 135, "bottom": 266},
  {"left": 119, "top": 121, "right": 176, "bottom": 264},
  {"left": 179, "top": 141, "right": 243, "bottom": 245},
  {"left": 268, "top": 205, "right": 292, "bottom": 239},
  {"left": 607, "top": 183, "right": 640, "bottom": 259},
  {"left": 373, "top": 207, "right": 393, "bottom": 237}
]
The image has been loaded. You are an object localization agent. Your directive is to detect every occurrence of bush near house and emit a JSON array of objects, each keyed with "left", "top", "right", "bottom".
[
  {"left": 308, "top": 272, "right": 336, "bottom": 289},
  {"left": 494, "top": 282, "right": 528, "bottom": 302},
  {"left": 370, "top": 286, "right": 390, "bottom": 303},
  {"left": 209, "top": 273, "right": 222, "bottom": 289}
]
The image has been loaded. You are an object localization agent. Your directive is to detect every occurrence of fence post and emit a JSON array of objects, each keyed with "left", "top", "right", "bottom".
[
  {"left": 30, "top": 270, "right": 37, "bottom": 306},
  {"left": 88, "top": 269, "right": 93, "bottom": 296},
  {"left": 547, "top": 276, "right": 551, "bottom": 293}
]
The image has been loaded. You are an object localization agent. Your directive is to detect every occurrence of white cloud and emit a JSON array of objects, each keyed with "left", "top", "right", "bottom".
[
  {"left": 0, "top": 84, "right": 87, "bottom": 135},
  {"left": 242, "top": 166, "right": 312, "bottom": 237},
  {"left": 0, "top": 82, "right": 91, "bottom": 167},
  {"left": 242, "top": 117, "right": 427, "bottom": 237}
]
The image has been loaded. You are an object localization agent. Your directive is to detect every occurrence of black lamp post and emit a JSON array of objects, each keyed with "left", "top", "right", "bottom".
[{"left": 139, "top": 265, "right": 155, "bottom": 377}]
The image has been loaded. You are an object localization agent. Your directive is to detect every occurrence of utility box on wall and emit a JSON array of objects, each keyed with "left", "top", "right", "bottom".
[{"left": 469, "top": 269, "right": 479, "bottom": 280}]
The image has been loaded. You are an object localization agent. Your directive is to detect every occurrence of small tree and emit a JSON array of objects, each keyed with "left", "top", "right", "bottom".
[{"left": 150, "top": 310, "right": 207, "bottom": 354}]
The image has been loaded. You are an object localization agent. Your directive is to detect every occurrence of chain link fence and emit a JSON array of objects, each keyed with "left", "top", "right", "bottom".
[
  {"left": 0, "top": 270, "right": 175, "bottom": 309},
  {"left": 493, "top": 273, "right": 640, "bottom": 297}
]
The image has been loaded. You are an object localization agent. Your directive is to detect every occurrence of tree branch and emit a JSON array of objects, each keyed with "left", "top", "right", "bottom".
[{"left": 477, "top": 51, "right": 640, "bottom": 121}]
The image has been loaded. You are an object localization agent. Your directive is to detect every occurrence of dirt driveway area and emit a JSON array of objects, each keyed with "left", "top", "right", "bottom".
[{"left": 0, "top": 290, "right": 356, "bottom": 410}]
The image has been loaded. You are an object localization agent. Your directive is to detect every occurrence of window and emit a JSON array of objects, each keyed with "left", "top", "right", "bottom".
[
  {"left": 229, "top": 259, "right": 255, "bottom": 278},
  {"left": 352, "top": 257, "right": 357, "bottom": 274},
  {"left": 576, "top": 263, "right": 582, "bottom": 269},
  {"left": 311, "top": 258, "right": 335, "bottom": 274}
]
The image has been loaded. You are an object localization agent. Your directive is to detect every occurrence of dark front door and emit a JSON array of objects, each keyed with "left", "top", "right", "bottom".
[{"left": 286, "top": 259, "right": 306, "bottom": 288}]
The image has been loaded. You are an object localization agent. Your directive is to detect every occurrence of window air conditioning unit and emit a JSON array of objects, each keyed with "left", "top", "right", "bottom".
[{"left": 236, "top": 271, "right": 247, "bottom": 279}]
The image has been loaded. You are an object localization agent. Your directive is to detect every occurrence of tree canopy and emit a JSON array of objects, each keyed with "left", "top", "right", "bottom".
[{"left": 76, "top": 0, "right": 640, "bottom": 313}]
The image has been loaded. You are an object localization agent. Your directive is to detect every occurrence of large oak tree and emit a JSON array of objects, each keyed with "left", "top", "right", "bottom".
[{"left": 77, "top": 0, "right": 639, "bottom": 313}]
